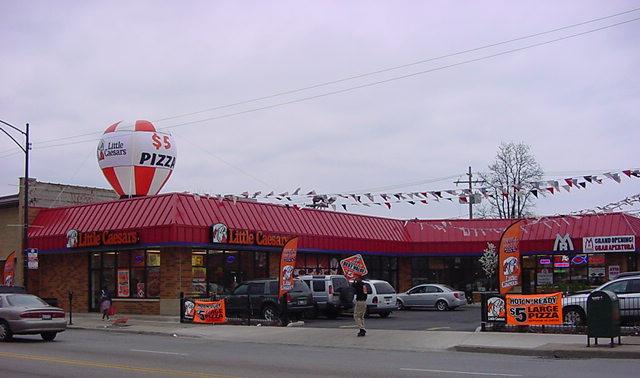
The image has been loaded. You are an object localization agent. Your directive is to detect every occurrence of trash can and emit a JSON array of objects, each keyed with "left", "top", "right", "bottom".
[{"left": 586, "top": 290, "right": 621, "bottom": 347}]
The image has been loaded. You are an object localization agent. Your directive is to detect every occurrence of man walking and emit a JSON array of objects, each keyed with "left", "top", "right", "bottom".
[{"left": 352, "top": 275, "right": 368, "bottom": 337}]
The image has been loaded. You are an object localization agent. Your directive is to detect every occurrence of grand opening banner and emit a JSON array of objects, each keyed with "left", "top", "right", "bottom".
[
  {"left": 499, "top": 220, "right": 523, "bottom": 295},
  {"left": 506, "top": 293, "right": 563, "bottom": 325}
]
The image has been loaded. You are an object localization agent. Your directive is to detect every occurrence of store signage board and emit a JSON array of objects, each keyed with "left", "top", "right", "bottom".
[
  {"left": 340, "top": 254, "right": 368, "bottom": 279},
  {"left": 609, "top": 265, "right": 621, "bottom": 280},
  {"left": 506, "top": 293, "right": 563, "bottom": 325},
  {"left": 583, "top": 235, "right": 635, "bottom": 253},
  {"left": 66, "top": 229, "right": 138, "bottom": 248},
  {"left": 210, "top": 223, "right": 292, "bottom": 247}
]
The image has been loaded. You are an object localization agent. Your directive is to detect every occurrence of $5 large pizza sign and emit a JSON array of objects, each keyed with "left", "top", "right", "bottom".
[{"left": 98, "top": 120, "right": 177, "bottom": 197}]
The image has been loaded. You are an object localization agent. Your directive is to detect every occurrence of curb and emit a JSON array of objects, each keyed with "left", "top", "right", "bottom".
[{"left": 453, "top": 345, "right": 640, "bottom": 360}]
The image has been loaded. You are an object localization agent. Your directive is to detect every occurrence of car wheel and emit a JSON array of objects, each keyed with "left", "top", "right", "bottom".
[
  {"left": 41, "top": 332, "right": 57, "bottom": 342},
  {"left": 262, "top": 305, "right": 278, "bottom": 321},
  {"left": 0, "top": 321, "right": 13, "bottom": 342},
  {"left": 379, "top": 311, "right": 391, "bottom": 318},
  {"left": 436, "top": 300, "right": 449, "bottom": 311},
  {"left": 396, "top": 299, "right": 406, "bottom": 310},
  {"left": 563, "top": 307, "right": 586, "bottom": 326}
]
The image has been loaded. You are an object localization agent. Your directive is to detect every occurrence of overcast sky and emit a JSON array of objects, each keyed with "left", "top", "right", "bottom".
[{"left": 1, "top": 1, "right": 639, "bottom": 220}]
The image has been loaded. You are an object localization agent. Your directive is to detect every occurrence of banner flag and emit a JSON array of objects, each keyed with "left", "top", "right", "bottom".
[
  {"left": 192, "top": 300, "right": 227, "bottom": 324},
  {"left": 278, "top": 237, "right": 299, "bottom": 298},
  {"left": 2, "top": 252, "right": 16, "bottom": 286},
  {"left": 498, "top": 221, "right": 524, "bottom": 295},
  {"left": 506, "top": 293, "right": 563, "bottom": 325}
]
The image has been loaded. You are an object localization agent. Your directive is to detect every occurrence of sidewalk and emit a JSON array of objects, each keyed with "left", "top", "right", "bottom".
[{"left": 66, "top": 313, "right": 640, "bottom": 359}]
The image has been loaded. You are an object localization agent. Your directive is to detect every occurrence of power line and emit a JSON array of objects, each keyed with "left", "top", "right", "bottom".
[
  {"left": 150, "top": 6, "right": 640, "bottom": 124},
  {"left": 155, "top": 16, "right": 640, "bottom": 131},
  {"left": 15, "top": 6, "right": 640, "bottom": 150}
]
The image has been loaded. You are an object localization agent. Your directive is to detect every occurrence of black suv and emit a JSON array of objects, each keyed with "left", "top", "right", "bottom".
[{"left": 225, "top": 279, "right": 314, "bottom": 321}]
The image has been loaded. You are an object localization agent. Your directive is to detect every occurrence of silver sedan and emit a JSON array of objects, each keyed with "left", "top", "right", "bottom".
[
  {"left": 396, "top": 284, "right": 467, "bottom": 311},
  {"left": 0, "top": 293, "right": 66, "bottom": 341}
]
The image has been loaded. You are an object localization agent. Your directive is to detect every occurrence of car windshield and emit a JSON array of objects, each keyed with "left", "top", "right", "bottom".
[
  {"left": 373, "top": 282, "right": 395, "bottom": 294},
  {"left": 6, "top": 294, "right": 48, "bottom": 307}
]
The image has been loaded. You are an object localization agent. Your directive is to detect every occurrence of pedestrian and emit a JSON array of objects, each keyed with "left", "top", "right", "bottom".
[
  {"left": 351, "top": 275, "right": 368, "bottom": 337},
  {"left": 99, "top": 288, "right": 112, "bottom": 320}
]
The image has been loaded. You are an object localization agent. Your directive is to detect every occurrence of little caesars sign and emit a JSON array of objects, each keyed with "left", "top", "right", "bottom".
[{"left": 583, "top": 235, "right": 635, "bottom": 253}]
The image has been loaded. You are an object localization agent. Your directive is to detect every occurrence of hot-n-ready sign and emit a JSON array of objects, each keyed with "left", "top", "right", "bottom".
[{"left": 583, "top": 235, "right": 635, "bottom": 253}]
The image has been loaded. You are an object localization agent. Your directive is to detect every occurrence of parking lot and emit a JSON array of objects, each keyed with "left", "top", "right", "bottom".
[{"left": 304, "top": 304, "right": 481, "bottom": 331}]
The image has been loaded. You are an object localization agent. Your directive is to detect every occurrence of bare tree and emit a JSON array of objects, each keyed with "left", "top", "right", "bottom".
[{"left": 480, "top": 142, "right": 543, "bottom": 219}]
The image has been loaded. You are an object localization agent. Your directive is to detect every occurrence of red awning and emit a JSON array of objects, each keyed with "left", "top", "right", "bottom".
[{"left": 28, "top": 193, "right": 640, "bottom": 255}]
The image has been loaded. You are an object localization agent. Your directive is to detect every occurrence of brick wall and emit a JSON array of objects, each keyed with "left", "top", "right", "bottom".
[
  {"left": 112, "top": 300, "right": 160, "bottom": 314},
  {"left": 0, "top": 205, "right": 19, "bottom": 261},
  {"left": 160, "top": 248, "right": 192, "bottom": 299},
  {"left": 35, "top": 253, "right": 89, "bottom": 313}
]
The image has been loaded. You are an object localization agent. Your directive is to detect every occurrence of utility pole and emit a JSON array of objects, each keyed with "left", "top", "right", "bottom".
[{"left": 454, "top": 166, "right": 486, "bottom": 219}]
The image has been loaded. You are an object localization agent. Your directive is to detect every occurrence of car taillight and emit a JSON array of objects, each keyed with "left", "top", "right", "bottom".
[
  {"left": 328, "top": 285, "right": 333, "bottom": 295},
  {"left": 286, "top": 293, "right": 293, "bottom": 302},
  {"left": 453, "top": 292, "right": 460, "bottom": 299},
  {"left": 372, "top": 296, "right": 378, "bottom": 304},
  {"left": 20, "top": 312, "right": 64, "bottom": 318}
]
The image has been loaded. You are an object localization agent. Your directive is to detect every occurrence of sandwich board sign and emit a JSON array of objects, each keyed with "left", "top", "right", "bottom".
[{"left": 340, "top": 254, "right": 368, "bottom": 279}]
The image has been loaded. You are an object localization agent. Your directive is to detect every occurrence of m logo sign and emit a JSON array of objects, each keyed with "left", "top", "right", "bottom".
[{"left": 553, "top": 234, "right": 574, "bottom": 252}]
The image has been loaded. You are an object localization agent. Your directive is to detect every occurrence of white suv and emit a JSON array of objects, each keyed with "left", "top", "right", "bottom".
[
  {"left": 359, "top": 279, "right": 397, "bottom": 318},
  {"left": 563, "top": 273, "right": 640, "bottom": 325},
  {"left": 299, "top": 275, "right": 354, "bottom": 318}
]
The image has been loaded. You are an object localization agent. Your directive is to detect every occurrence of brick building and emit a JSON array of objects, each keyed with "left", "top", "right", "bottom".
[{"left": 25, "top": 192, "right": 640, "bottom": 316}]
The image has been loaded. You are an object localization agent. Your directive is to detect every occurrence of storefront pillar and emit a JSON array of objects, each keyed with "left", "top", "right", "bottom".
[
  {"left": 159, "top": 248, "right": 193, "bottom": 315},
  {"left": 398, "top": 257, "right": 412, "bottom": 292}
]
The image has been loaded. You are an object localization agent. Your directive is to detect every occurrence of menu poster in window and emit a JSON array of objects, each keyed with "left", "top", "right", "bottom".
[
  {"left": 589, "top": 267, "right": 606, "bottom": 278},
  {"left": 117, "top": 269, "right": 130, "bottom": 297},
  {"left": 537, "top": 271, "right": 553, "bottom": 285},
  {"left": 608, "top": 265, "right": 620, "bottom": 280},
  {"left": 137, "top": 282, "right": 145, "bottom": 298}
]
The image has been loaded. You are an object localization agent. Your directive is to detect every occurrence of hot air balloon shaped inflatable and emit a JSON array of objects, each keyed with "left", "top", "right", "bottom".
[{"left": 97, "top": 120, "right": 177, "bottom": 198}]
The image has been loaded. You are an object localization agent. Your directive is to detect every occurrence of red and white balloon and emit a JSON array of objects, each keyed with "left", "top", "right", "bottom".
[{"left": 97, "top": 120, "right": 176, "bottom": 197}]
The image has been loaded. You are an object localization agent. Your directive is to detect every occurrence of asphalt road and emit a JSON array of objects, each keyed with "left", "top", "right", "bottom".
[
  {"left": 1, "top": 329, "right": 639, "bottom": 378},
  {"left": 304, "top": 305, "right": 481, "bottom": 331}
]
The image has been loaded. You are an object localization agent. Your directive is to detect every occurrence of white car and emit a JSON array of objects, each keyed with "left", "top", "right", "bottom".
[
  {"left": 358, "top": 279, "right": 397, "bottom": 318},
  {"left": 396, "top": 284, "right": 467, "bottom": 311},
  {"left": 563, "top": 273, "right": 640, "bottom": 325}
]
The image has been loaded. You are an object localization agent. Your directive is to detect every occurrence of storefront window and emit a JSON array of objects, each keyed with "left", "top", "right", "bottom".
[
  {"left": 295, "top": 253, "right": 341, "bottom": 276},
  {"left": 364, "top": 255, "right": 398, "bottom": 290},
  {"left": 192, "top": 250, "right": 207, "bottom": 296}
]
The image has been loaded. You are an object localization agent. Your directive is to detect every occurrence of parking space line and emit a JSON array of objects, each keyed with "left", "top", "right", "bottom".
[
  {"left": 400, "top": 368, "right": 522, "bottom": 376},
  {"left": 425, "top": 327, "right": 451, "bottom": 331}
]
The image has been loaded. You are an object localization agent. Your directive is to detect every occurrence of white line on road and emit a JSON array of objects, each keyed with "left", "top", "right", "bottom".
[
  {"left": 130, "top": 349, "right": 188, "bottom": 356},
  {"left": 400, "top": 368, "right": 522, "bottom": 376},
  {"left": 425, "top": 327, "right": 451, "bottom": 331}
]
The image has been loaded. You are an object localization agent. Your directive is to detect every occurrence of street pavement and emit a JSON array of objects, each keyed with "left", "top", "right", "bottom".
[
  {"left": 53, "top": 312, "right": 640, "bottom": 360},
  {"left": 305, "top": 305, "right": 480, "bottom": 331},
  {"left": 1, "top": 329, "right": 639, "bottom": 378}
]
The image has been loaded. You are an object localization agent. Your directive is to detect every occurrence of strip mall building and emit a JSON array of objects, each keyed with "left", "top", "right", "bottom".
[{"left": 26, "top": 192, "right": 639, "bottom": 315}]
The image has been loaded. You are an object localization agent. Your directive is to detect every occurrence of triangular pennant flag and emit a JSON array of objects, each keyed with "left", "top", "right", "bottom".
[
  {"left": 458, "top": 196, "right": 468, "bottom": 204},
  {"left": 446, "top": 198, "right": 453, "bottom": 201},
  {"left": 407, "top": 193, "right": 415, "bottom": 199},
  {"left": 463, "top": 189, "right": 472, "bottom": 195},
  {"left": 380, "top": 194, "right": 389, "bottom": 201},
  {"left": 579, "top": 182, "right": 587, "bottom": 189},
  {"left": 531, "top": 189, "right": 538, "bottom": 198},
  {"left": 265, "top": 191, "right": 274, "bottom": 197},
  {"left": 306, "top": 190, "right": 316, "bottom": 196},
  {"left": 632, "top": 169, "right": 640, "bottom": 177},
  {"left": 562, "top": 185, "right": 571, "bottom": 193},
  {"left": 241, "top": 191, "right": 249, "bottom": 198},
  {"left": 408, "top": 201, "right": 416, "bottom": 205},
  {"left": 611, "top": 173, "right": 621, "bottom": 183},
  {"left": 420, "top": 200, "right": 428, "bottom": 205},
  {"left": 547, "top": 187, "right": 555, "bottom": 194},
  {"left": 394, "top": 193, "right": 405, "bottom": 200},
  {"left": 564, "top": 178, "right": 573, "bottom": 187},
  {"left": 331, "top": 204, "right": 336, "bottom": 211},
  {"left": 342, "top": 204, "right": 348, "bottom": 211},
  {"left": 421, "top": 192, "right": 428, "bottom": 198},
  {"left": 446, "top": 190, "right": 457, "bottom": 196},
  {"left": 363, "top": 203, "right": 371, "bottom": 207},
  {"left": 584, "top": 176, "right": 593, "bottom": 183},
  {"left": 339, "top": 194, "right": 349, "bottom": 199},
  {"left": 433, "top": 191, "right": 442, "bottom": 198},
  {"left": 384, "top": 202, "right": 391, "bottom": 209},
  {"left": 365, "top": 193, "right": 375, "bottom": 202},
  {"left": 279, "top": 191, "right": 289, "bottom": 197},
  {"left": 292, "top": 187, "right": 301, "bottom": 195},
  {"left": 252, "top": 191, "right": 262, "bottom": 198}
]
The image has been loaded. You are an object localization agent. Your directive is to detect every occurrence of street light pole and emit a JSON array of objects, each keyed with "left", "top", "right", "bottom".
[{"left": 0, "top": 120, "right": 30, "bottom": 288}]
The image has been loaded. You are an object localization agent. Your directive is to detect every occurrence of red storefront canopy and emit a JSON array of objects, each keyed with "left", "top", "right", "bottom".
[{"left": 28, "top": 193, "right": 640, "bottom": 256}]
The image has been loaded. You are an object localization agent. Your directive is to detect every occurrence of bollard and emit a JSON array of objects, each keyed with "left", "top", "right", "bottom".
[
  {"left": 179, "top": 292, "right": 184, "bottom": 323},
  {"left": 246, "top": 295, "right": 251, "bottom": 326},
  {"left": 68, "top": 291, "right": 73, "bottom": 325}
]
